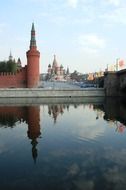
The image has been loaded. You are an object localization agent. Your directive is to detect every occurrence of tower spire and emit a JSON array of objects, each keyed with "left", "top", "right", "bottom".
[
  {"left": 30, "top": 23, "right": 36, "bottom": 49},
  {"left": 27, "top": 23, "right": 40, "bottom": 88}
]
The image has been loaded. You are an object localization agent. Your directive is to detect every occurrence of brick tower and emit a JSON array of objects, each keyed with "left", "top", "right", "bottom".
[{"left": 26, "top": 23, "right": 40, "bottom": 88}]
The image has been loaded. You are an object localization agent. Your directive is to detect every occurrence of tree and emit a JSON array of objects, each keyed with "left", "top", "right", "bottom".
[{"left": 0, "top": 60, "right": 18, "bottom": 73}]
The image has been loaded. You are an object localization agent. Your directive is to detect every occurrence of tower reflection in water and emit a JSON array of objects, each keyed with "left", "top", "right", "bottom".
[
  {"left": 27, "top": 106, "right": 41, "bottom": 163},
  {"left": 0, "top": 106, "right": 41, "bottom": 163}
]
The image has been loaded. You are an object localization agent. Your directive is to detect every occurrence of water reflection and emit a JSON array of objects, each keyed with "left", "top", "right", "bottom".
[
  {"left": 0, "top": 107, "right": 26, "bottom": 127},
  {"left": 0, "top": 99, "right": 126, "bottom": 189},
  {"left": 94, "top": 98, "right": 126, "bottom": 133},
  {"left": 0, "top": 106, "right": 41, "bottom": 163},
  {"left": 27, "top": 106, "right": 41, "bottom": 163},
  {"left": 48, "top": 104, "right": 69, "bottom": 123},
  {"left": 48, "top": 101, "right": 126, "bottom": 134},
  {"left": 0, "top": 100, "right": 126, "bottom": 158}
]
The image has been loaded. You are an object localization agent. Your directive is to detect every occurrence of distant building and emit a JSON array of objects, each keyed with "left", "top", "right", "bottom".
[
  {"left": 47, "top": 55, "right": 70, "bottom": 81},
  {"left": 87, "top": 71, "right": 104, "bottom": 81},
  {"left": 8, "top": 51, "right": 22, "bottom": 70}
]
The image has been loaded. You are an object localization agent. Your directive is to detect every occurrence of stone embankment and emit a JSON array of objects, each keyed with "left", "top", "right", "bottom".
[{"left": 0, "top": 88, "right": 105, "bottom": 98}]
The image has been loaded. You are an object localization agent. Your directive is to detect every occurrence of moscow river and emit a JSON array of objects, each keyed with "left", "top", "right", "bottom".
[{"left": 0, "top": 98, "right": 126, "bottom": 190}]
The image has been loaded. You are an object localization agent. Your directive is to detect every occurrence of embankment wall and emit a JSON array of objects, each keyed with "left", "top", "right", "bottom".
[{"left": 0, "top": 88, "right": 105, "bottom": 98}]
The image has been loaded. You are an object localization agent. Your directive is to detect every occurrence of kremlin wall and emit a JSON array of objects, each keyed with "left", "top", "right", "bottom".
[{"left": 0, "top": 23, "right": 40, "bottom": 88}]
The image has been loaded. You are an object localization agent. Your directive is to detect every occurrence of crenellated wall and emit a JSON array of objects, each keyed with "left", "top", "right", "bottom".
[{"left": 0, "top": 66, "right": 27, "bottom": 88}]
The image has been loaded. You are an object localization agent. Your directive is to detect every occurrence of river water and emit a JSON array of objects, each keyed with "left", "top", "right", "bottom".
[{"left": 0, "top": 98, "right": 126, "bottom": 190}]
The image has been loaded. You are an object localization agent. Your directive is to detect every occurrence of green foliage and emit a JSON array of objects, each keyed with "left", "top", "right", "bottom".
[{"left": 0, "top": 60, "right": 18, "bottom": 73}]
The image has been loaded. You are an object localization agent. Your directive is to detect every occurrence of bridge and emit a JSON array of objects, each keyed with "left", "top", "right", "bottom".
[{"left": 104, "top": 69, "right": 126, "bottom": 96}]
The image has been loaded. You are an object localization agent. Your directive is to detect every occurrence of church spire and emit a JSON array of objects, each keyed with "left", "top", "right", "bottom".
[
  {"left": 53, "top": 54, "right": 58, "bottom": 67},
  {"left": 30, "top": 23, "right": 36, "bottom": 49},
  {"left": 9, "top": 51, "right": 13, "bottom": 61}
]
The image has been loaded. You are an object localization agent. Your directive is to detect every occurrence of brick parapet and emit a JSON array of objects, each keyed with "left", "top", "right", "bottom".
[{"left": 0, "top": 65, "right": 27, "bottom": 88}]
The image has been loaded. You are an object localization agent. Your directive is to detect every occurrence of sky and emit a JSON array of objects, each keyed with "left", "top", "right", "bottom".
[{"left": 0, "top": 0, "right": 126, "bottom": 73}]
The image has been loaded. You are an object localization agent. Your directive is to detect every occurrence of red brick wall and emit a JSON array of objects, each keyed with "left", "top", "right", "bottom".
[{"left": 0, "top": 66, "right": 27, "bottom": 88}]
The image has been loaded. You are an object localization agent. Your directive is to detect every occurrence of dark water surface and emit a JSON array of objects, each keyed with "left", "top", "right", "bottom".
[{"left": 0, "top": 98, "right": 126, "bottom": 190}]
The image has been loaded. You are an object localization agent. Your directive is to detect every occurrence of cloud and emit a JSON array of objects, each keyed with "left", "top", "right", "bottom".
[
  {"left": 78, "top": 34, "right": 106, "bottom": 53},
  {"left": 50, "top": 16, "right": 66, "bottom": 25},
  {"left": 101, "top": 7, "right": 126, "bottom": 25},
  {"left": 105, "top": 0, "right": 121, "bottom": 6},
  {"left": 0, "top": 23, "right": 8, "bottom": 33},
  {"left": 76, "top": 123, "right": 105, "bottom": 140},
  {"left": 67, "top": 0, "right": 78, "bottom": 8}
]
